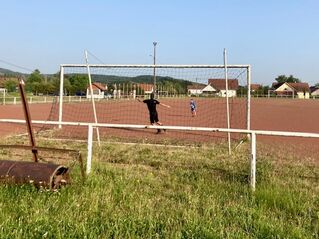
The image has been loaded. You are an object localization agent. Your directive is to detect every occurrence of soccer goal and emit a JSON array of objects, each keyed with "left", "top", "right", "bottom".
[{"left": 45, "top": 63, "right": 251, "bottom": 145}]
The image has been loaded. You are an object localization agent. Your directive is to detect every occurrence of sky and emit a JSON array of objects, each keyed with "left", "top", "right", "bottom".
[{"left": 0, "top": 0, "right": 318, "bottom": 85}]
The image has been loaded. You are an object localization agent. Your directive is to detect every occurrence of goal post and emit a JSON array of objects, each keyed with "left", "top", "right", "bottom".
[{"left": 56, "top": 63, "right": 251, "bottom": 144}]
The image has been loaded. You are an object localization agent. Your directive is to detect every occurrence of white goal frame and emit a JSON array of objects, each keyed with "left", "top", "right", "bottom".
[{"left": 58, "top": 64, "right": 252, "bottom": 134}]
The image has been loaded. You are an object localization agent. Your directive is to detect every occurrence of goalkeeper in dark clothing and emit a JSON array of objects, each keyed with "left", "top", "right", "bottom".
[{"left": 137, "top": 93, "right": 170, "bottom": 133}]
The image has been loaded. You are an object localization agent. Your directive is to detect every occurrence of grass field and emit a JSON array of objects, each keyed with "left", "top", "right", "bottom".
[{"left": 0, "top": 137, "right": 318, "bottom": 238}]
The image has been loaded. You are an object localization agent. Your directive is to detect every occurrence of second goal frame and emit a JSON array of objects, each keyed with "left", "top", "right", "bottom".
[{"left": 58, "top": 63, "right": 251, "bottom": 136}]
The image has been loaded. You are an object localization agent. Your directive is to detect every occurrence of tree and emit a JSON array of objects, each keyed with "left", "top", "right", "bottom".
[
  {"left": 275, "top": 75, "right": 300, "bottom": 83},
  {"left": 26, "top": 69, "right": 45, "bottom": 94},
  {"left": 27, "top": 69, "right": 43, "bottom": 84},
  {"left": 261, "top": 85, "right": 270, "bottom": 95},
  {"left": 4, "top": 80, "right": 17, "bottom": 93},
  {"left": 68, "top": 75, "right": 88, "bottom": 95},
  {"left": 315, "top": 83, "right": 319, "bottom": 88}
]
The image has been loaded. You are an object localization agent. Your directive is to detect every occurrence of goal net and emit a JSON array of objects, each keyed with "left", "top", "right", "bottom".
[{"left": 39, "top": 64, "right": 250, "bottom": 145}]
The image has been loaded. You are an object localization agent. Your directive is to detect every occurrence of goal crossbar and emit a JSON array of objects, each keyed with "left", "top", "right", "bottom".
[{"left": 60, "top": 64, "right": 250, "bottom": 69}]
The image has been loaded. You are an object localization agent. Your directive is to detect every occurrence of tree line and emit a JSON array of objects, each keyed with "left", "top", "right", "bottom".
[
  {"left": 2, "top": 69, "right": 318, "bottom": 96},
  {"left": 3, "top": 70, "right": 89, "bottom": 95},
  {"left": 2, "top": 70, "right": 192, "bottom": 95}
]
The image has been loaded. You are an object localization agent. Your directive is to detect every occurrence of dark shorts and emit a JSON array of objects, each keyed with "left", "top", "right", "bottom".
[
  {"left": 191, "top": 107, "right": 196, "bottom": 112},
  {"left": 149, "top": 112, "right": 159, "bottom": 124}
]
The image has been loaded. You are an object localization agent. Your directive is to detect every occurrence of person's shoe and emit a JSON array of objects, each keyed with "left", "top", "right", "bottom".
[{"left": 156, "top": 129, "right": 161, "bottom": 134}]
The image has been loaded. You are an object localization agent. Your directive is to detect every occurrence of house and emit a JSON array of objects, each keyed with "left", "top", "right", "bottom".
[
  {"left": 138, "top": 83, "right": 154, "bottom": 94},
  {"left": 86, "top": 82, "right": 107, "bottom": 99},
  {"left": 310, "top": 86, "right": 319, "bottom": 97},
  {"left": 208, "top": 79, "right": 239, "bottom": 97},
  {"left": 202, "top": 84, "right": 217, "bottom": 94},
  {"left": 251, "top": 84, "right": 262, "bottom": 92},
  {"left": 187, "top": 83, "right": 206, "bottom": 95},
  {"left": 272, "top": 82, "right": 310, "bottom": 99}
]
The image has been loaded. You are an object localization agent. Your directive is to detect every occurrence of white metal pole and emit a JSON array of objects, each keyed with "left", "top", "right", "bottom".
[
  {"left": 247, "top": 65, "right": 251, "bottom": 131},
  {"left": 58, "top": 66, "right": 64, "bottom": 129},
  {"left": 86, "top": 124, "right": 93, "bottom": 175},
  {"left": 85, "top": 50, "right": 101, "bottom": 146},
  {"left": 153, "top": 41, "right": 157, "bottom": 97},
  {"left": 250, "top": 132, "right": 256, "bottom": 191},
  {"left": 224, "top": 49, "right": 231, "bottom": 155}
]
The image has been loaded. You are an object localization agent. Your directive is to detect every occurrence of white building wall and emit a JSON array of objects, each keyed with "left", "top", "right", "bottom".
[
  {"left": 297, "top": 92, "right": 310, "bottom": 99},
  {"left": 188, "top": 89, "right": 203, "bottom": 95},
  {"left": 218, "top": 90, "right": 237, "bottom": 97},
  {"left": 311, "top": 89, "right": 319, "bottom": 96},
  {"left": 86, "top": 89, "right": 105, "bottom": 99}
]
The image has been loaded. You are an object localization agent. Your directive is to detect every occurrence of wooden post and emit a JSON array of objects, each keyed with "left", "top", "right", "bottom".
[{"left": 18, "top": 79, "right": 38, "bottom": 162}]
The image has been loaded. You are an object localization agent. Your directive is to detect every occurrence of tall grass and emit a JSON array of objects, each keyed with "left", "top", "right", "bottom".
[{"left": 0, "top": 139, "right": 318, "bottom": 238}]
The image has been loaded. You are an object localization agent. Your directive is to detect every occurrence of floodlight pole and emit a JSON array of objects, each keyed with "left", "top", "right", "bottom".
[
  {"left": 153, "top": 42, "right": 157, "bottom": 97},
  {"left": 224, "top": 48, "right": 231, "bottom": 155}
]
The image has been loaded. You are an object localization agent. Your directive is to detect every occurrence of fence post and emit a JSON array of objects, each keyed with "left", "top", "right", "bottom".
[
  {"left": 13, "top": 97, "right": 16, "bottom": 105},
  {"left": 3, "top": 91, "right": 5, "bottom": 105},
  {"left": 250, "top": 132, "right": 256, "bottom": 191},
  {"left": 86, "top": 124, "right": 93, "bottom": 175}
]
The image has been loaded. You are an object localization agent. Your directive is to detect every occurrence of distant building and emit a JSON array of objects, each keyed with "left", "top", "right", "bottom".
[
  {"left": 310, "top": 86, "right": 319, "bottom": 97},
  {"left": 187, "top": 83, "right": 206, "bottom": 95},
  {"left": 138, "top": 83, "right": 154, "bottom": 94},
  {"left": 201, "top": 84, "right": 217, "bottom": 94},
  {"left": 86, "top": 82, "right": 107, "bottom": 99},
  {"left": 208, "top": 79, "right": 239, "bottom": 97},
  {"left": 251, "top": 84, "right": 262, "bottom": 92},
  {"left": 272, "top": 82, "right": 310, "bottom": 99}
]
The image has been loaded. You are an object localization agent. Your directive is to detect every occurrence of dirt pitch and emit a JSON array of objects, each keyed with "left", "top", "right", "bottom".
[{"left": 0, "top": 98, "right": 318, "bottom": 159}]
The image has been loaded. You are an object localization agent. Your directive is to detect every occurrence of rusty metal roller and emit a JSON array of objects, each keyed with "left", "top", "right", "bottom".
[{"left": 0, "top": 160, "right": 69, "bottom": 189}]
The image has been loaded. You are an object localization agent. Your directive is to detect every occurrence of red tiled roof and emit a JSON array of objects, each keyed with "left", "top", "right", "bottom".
[
  {"left": 208, "top": 79, "right": 239, "bottom": 90},
  {"left": 138, "top": 83, "right": 153, "bottom": 91},
  {"left": 187, "top": 83, "right": 206, "bottom": 90},
  {"left": 88, "top": 82, "right": 107, "bottom": 91},
  {"left": 251, "top": 84, "right": 262, "bottom": 91},
  {"left": 287, "top": 83, "right": 310, "bottom": 92}
]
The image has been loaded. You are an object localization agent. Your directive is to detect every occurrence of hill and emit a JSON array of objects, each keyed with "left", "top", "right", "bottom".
[{"left": 0, "top": 67, "right": 28, "bottom": 77}]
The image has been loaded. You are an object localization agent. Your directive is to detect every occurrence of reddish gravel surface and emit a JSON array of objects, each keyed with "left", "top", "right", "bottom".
[{"left": 1, "top": 98, "right": 318, "bottom": 159}]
